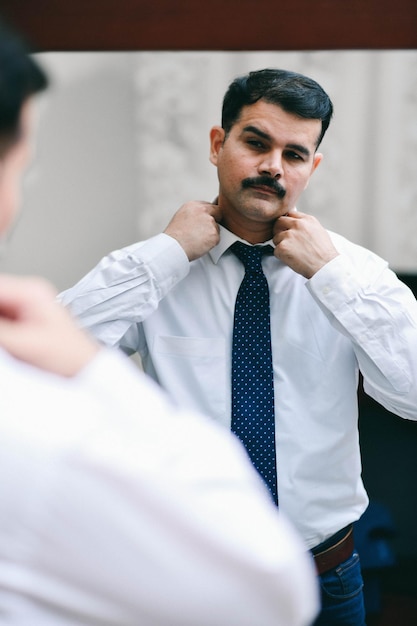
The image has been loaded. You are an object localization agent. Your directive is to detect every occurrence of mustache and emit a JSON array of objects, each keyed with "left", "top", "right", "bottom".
[{"left": 242, "top": 176, "right": 286, "bottom": 199}]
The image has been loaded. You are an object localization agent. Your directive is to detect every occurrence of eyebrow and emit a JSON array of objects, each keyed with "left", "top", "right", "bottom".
[
  {"left": 242, "top": 125, "right": 272, "bottom": 141},
  {"left": 242, "top": 125, "right": 312, "bottom": 158}
]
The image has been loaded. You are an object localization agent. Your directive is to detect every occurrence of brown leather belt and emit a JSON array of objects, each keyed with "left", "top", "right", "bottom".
[{"left": 313, "top": 526, "right": 354, "bottom": 575}]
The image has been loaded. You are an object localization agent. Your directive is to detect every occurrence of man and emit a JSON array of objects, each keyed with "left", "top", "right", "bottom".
[
  {"left": 60, "top": 68, "right": 417, "bottom": 625},
  {"left": 0, "top": 25, "right": 319, "bottom": 626}
]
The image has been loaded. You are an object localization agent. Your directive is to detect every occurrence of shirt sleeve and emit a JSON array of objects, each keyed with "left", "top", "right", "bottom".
[
  {"left": 307, "top": 245, "right": 417, "bottom": 420},
  {"left": 59, "top": 233, "right": 190, "bottom": 354}
]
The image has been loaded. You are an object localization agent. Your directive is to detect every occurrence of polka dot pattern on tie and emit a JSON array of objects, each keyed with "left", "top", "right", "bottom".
[{"left": 230, "top": 241, "right": 278, "bottom": 505}]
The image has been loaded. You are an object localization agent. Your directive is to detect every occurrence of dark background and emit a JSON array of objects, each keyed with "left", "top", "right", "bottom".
[{"left": 358, "top": 274, "right": 417, "bottom": 624}]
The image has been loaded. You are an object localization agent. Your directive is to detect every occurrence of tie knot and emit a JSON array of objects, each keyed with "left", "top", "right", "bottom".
[{"left": 230, "top": 241, "right": 271, "bottom": 273}]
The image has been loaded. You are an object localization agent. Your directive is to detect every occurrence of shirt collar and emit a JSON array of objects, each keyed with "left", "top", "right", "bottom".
[{"left": 209, "top": 225, "right": 275, "bottom": 264}]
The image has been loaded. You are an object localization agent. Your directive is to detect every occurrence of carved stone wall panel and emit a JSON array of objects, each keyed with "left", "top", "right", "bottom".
[
  {"left": 349, "top": 52, "right": 416, "bottom": 270},
  {"left": 133, "top": 53, "right": 219, "bottom": 238},
  {"left": 375, "top": 51, "right": 417, "bottom": 270}
]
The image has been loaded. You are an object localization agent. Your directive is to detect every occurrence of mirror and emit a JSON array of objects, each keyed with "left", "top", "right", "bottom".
[{"left": 0, "top": 3, "right": 416, "bottom": 618}]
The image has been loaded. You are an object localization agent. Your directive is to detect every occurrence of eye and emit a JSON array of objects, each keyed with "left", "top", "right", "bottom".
[
  {"left": 284, "top": 150, "right": 304, "bottom": 161},
  {"left": 246, "top": 139, "right": 266, "bottom": 150}
]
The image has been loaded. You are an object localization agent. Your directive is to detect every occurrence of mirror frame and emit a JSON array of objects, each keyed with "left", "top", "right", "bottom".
[{"left": 1, "top": 0, "right": 417, "bottom": 51}]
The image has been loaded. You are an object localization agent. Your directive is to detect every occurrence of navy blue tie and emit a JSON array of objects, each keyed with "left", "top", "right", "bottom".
[{"left": 230, "top": 241, "right": 278, "bottom": 505}]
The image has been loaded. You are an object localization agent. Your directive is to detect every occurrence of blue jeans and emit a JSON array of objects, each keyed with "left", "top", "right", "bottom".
[{"left": 313, "top": 550, "right": 366, "bottom": 626}]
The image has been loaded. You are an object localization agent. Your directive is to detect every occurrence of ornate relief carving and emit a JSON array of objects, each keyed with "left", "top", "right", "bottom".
[
  {"left": 133, "top": 53, "right": 218, "bottom": 238},
  {"left": 396, "top": 54, "right": 417, "bottom": 269}
]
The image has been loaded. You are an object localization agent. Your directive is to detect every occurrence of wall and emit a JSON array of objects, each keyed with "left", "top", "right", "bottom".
[{"left": 1, "top": 50, "right": 417, "bottom": 291}]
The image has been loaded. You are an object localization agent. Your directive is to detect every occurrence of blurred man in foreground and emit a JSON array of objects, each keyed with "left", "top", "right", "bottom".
[{"left": 0, "top": 21, "right": 318, "bottom": 626}]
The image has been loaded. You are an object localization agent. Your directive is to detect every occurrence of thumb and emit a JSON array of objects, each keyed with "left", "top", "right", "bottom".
[{"left": 0, "top": 317, "right": 28, "bottom": 359}]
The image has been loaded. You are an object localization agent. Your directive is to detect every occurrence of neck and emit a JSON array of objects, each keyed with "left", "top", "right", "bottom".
[{"left": 220, "top": 214, "right": 274, "bottom": 245}]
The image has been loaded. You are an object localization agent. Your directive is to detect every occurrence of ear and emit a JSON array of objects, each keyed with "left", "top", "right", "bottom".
[
  {"left": 303, "top": 153, "right": 323, "bottom": 190},
  {"left": 209, "top": 126, "right": 225, "bottom": 166},
  {"left": 311, "top": 152, "right": 323, "bottom": 174}
]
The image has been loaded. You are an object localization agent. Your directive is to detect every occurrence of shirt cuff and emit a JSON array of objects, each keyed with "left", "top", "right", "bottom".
[
  {"left": 306, "top": 254, "right": 360, "bottom": 310},
  {"left": 130, "top": 233, "right": 190, "bottom": 288}
]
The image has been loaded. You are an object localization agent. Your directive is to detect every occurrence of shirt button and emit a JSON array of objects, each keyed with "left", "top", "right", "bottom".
[{"left": 322, "top": 286, "right": 331, "bottom": 295}]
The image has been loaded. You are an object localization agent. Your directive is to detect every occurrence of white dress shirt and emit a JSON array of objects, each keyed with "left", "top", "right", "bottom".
[
  {"left": 0, "top": 346, "right": 318, "bottom": 626},
  {"left": 60, "top": 225, "right": 417, "bottom": 549}
]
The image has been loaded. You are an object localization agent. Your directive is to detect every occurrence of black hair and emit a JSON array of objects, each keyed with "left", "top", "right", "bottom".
[
  {"left": 0, "top": 21, "right": 48, "bottom": 154},
  {"left": 221, "top": 68, "right": 333, "bottom": 148}
]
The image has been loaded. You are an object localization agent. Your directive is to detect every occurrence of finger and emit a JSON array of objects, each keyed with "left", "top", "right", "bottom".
[
  {"left": 0, "top": 298, "right": 19, "bottom": 319},
  {"left": 0, "top": 276, "right": 32, "bottom": 318},
  {"left": 0, "top": 275, "right": 56, "bottom": 303},
  {"left": 0, "top": 276, "right": 57, "bottom": 319},
  {"left": 0, "top": 319, "right": 23, "bottom": 351},
  {"left": 273, "top": 215, "right": 292, "bottom": 234}
]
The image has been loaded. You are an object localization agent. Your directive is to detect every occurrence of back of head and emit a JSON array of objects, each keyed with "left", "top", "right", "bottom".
[
  {"left": 222, "top": 68, "right": 333, "bottom": 147},
  {"left": 0, "top": 21, "right": 48, "bottom": 156}
]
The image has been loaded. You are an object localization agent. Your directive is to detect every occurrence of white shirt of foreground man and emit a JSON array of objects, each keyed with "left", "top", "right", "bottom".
[
  {"left": 0, "top": 344, "right": 318, "bottom": 626},
  {"left": 0, "top": 30, "right": 317, "bottom": 625}
]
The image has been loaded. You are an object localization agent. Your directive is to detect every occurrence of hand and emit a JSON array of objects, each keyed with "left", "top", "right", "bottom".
[
  {"left": 164, "top": 201, "right": 223, "bottom": 261},
  {"left": 0, "top": 274, "right": 100, "bottom": 377},
  {"left": 273, "top": 211, "right": 339, "bottom": 279}
]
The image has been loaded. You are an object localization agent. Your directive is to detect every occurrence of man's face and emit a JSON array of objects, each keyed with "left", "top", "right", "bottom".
[
  {"left": 0, "top": 99, "right": 34, "bottom": 237},
  {"left": 209, "top": 100, "right": 323, "bottom": 242}
]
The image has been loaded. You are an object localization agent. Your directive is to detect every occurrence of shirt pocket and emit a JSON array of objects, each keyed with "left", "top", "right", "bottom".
[{"left": 153, "top": 336, "right": 228, "bottom": 425}]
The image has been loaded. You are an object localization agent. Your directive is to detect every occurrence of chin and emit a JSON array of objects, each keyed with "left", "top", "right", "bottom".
[{"left": 245, "top": 206, "right": 281, "bottom": 222}]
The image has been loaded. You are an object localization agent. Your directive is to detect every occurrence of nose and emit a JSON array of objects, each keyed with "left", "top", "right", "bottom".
[{"left": 258, "top": 150, "right": 283, "bottom": 179}]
